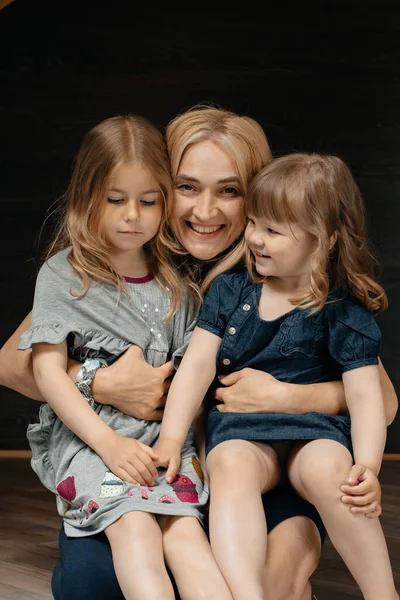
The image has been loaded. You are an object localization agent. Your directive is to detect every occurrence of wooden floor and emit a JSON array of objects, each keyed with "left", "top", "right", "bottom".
[{"left": 0, "top": 459, "right": 399, "bottom": 600}]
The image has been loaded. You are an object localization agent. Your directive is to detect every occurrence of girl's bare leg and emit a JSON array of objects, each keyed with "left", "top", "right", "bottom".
[
  {"left": 159, "top": 515, "right": 232, "bottom": 600},
  {"left": 206, "top": 439, "right": 280, "bottom": 600},
  {"left": 263, "top": 516, "right": 321, "bottom": 600},
  {"left": 106, "top": 511, "right": 175, "bottom": 600},
  {"left": 288, "top": 439, "right": 398, "bottom": 600}
]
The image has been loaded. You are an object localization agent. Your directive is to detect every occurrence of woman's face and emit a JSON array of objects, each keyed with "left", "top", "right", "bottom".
[{"left": 171, "top": 140, "right": 245, "bottom": 260}]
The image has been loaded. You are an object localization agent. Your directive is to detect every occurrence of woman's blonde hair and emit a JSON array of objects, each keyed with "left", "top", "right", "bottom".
[
  {"left": 245, "top": 152, "right": 387, "bottom": 313},
  {"left": 165, "top": 104, "right": 273, "bottom": 293},
  {"left": 47, "top": 115, "right": 185, "bottom": 317}
]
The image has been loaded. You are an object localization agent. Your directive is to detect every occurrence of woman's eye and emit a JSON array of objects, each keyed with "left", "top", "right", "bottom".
[
  {"left": 221, "top": 187, "right": 239, "bottom": 195},
  {"left": 140, "top": 199, "right": 157, "bottom": 206},
  {"left": 107, "top": 197, "right": 124, "bottom": 204},
  {"left": 177, "top": 183, "right": 194, "bottom": 192}
]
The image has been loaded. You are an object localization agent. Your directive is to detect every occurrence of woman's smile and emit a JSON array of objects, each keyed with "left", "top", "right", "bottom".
[{"left": 171, "top": 141, "right": 245, "bottom": 260}]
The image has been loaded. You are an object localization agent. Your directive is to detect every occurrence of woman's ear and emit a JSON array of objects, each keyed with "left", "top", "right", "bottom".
[{"left": 329, "top": 231, "right": 338, "bottom": 249}]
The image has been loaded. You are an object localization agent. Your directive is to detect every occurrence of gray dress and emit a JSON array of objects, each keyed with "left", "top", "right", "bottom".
[{"left": 19, "top": 249, "right": 208, "bottom": 537}]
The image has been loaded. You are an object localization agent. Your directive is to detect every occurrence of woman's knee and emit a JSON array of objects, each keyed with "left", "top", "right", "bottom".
[{"left": 263, "top": 517, "right": 321, "bottom": 600}]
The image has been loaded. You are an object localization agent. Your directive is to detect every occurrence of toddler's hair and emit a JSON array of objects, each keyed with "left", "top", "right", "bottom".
[
  {"left": 47, "top": 115, "right": 184, "bottom": 317},
  {"left": 245, "top": 152, "right": 387, "bottom": 313}
]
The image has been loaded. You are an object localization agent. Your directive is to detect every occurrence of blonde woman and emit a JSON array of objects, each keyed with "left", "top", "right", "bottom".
[{"left": 1, "top": 106, "right": 397, "bottom": 600}]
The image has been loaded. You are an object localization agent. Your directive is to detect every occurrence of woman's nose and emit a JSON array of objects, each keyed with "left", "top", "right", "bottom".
[{"left": 191, "top": 192, "right": 218, "bottom": 221}]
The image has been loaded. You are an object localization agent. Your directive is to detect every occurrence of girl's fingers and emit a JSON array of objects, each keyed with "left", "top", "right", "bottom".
[
  {"left": 124, "top": 464, "right": 148, "bottom": 486},
  {"left": 346, "top": 464, "right": 367, "bottom": 483},
  {"left": 366, "top": 506, "right": 382, "bottom": 519},
  {"left": 115, "top": 466, "right": 145, "bottom": 486},
  {"left": 349, "top": 500, "right": 380, "bottom": 515},
  {"left": 130, "top": 457, "right": 155, "bottom": 486},
  {"left": 136, "top": 450, "right": 158, "bottom": 479},
  {"left": 341, "top": 492, "right": 377, "bottom": 506},
  {"left": 340, "top": 481, "right": 371, "bottom": 495},
  {"left": 137, "top": 442, "right": 159, "bottom": 464},
  {"left": 165, "top": 456, "right": 180, "bottom": 484}
]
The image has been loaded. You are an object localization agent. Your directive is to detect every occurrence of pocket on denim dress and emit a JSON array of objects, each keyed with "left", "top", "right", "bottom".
[{"left": 279, "top": 312, "right": 325, "bottom": 358}]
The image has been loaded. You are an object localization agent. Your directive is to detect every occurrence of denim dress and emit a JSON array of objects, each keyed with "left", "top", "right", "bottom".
[{"left": 196, "top": 269, "right": 381, "bottom": 456}]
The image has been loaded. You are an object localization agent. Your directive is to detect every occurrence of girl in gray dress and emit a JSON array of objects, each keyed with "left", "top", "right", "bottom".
[{"left": 18, "top": 115, "right": 232, "bottom": 600}]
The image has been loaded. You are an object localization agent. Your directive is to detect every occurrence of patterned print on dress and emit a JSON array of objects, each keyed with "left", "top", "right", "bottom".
[
  {"left": 72, "top": 500, "right": 100, "bottom": 524},
  {"left": 191, "top": 456, "right": 204, "bottom": 483},
  {"left": 158, "top": 495, "right": 176, "bottom": 504},
  {"left": 100, "top": 471, "right": 124, "bottom": 497},
  {"left": 170, "top": 474, "right": 199, "bottom": 503},
  {"left": 139, "top": 487, "right": 155, "bottom": 500},
  {"left": 57, "top": 475, "right": 76, "bottom": 515},
  {"left": 88, "top": 500, "right": 99, "bottom": 514}
]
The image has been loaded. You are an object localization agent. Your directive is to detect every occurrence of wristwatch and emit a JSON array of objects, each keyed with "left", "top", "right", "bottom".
[{"left": 75, "top": 358, "right": 107, "bottom": 408}]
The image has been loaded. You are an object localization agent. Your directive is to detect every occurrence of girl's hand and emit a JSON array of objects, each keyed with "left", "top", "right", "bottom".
[
  {"left": 154, "top": 439, "right": 182, "bottom": 483},
  {"left": 92, "top": 346, "right": 174, "bottom": 420},
  {"left": 340, "top": 464, "right": 382, "bottom": 518},
  {"left": 99, "top": 433, "right": 158, "bottom": 486},
  {"left": 214, "top": 369, "right": 285, "bottom": 412}
]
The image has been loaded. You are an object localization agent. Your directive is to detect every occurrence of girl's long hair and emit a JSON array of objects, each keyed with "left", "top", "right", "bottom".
[
  {"left": 245, "top": 153, "right": 387, "bottom": 313},
  {"left": 164, "top": 104, "right": 273, "bottom": 294},
  {"left": 47, "top": 115, "right": 185, "bottom": 317}
]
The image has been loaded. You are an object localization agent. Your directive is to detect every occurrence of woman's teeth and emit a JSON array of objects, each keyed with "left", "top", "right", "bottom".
[{"left": 189, "top": 223, "right": 224, "bottom": 234}]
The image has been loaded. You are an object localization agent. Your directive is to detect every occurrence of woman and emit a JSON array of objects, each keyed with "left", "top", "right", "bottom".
[{"left": 0, "top": 105, "right": 397, "bottom": 600}]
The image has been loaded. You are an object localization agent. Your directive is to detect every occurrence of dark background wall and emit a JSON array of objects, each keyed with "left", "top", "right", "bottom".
[{"left": 1, "top": 0, "right": 399, "bottom": 450}]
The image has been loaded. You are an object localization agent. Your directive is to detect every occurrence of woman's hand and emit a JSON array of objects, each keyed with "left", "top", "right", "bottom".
[
  {"left": 99, "top": 433, "right": 159, "bottom": 486},
  {"left": 340, "top": 464, "right": 382, "bottom": 518},
  {"left": 214, "top": 368, "right": 286, "bottom": 413},
  {"left": 92, "top": 346, "right": 174, "bottom": 420},
  {"left": 154, "top": 439, "right": 182, "bottom": 483}
]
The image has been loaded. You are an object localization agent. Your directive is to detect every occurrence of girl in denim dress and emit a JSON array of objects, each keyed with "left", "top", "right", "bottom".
[{"left": 157, "top": 153, "right": 398, "bottom": 600}]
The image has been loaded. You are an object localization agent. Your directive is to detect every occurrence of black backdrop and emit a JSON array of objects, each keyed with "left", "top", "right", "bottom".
[{"left": 1, "top": 1, "right": 399, "bottom": 450}]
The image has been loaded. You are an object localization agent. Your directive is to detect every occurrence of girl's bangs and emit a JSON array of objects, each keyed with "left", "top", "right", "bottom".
[{"left": 246, "top": 173, "right": 305, "bottom": 226}]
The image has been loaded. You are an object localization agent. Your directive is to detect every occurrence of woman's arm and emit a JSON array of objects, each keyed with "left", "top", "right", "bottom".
[
  {"left": 0, "top": 312, "right": 43, "bottom": 400},
  {"left": 378, "top": 358, "right": 398, "bottom": 425},
  {"left": 0, "top": 313, "right": 173, "bottom": 419},
  {"left": 214, "top": 358, "right": 397, "bottom": 426}
]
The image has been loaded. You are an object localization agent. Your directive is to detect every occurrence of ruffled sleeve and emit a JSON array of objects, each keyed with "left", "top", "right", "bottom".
[
  {"left": 18, "top": 251, "right": 77, "bottom": 350},
  {"left": 18, "top": 249, "right": 136, "bottom": 358},
  {"left": 325, "top": 297, "right": 381, "bottom": 373},
  {"left": 196, "top": 270, "right": 247, "bottom": 338}
]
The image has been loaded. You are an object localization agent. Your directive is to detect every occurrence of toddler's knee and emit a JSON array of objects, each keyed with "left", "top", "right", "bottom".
[
  {"left": 207, "top": 441, "right": 257, "bottom": 476},
  {"left": 299, "top": 450, "right": 351, "bottom": 495}
]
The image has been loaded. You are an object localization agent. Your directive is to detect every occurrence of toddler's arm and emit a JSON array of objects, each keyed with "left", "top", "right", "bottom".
[
  {"left": 32, "top": 341, "right": 158, "bottom": 485},
  {"left": 156, "top": 327, "right": 222, "bottom": 480},
  {"left": 343, "top": 365, "right": 386, "bottom": 475}
]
